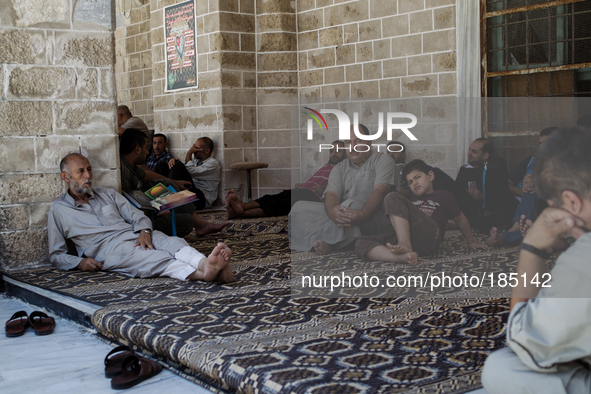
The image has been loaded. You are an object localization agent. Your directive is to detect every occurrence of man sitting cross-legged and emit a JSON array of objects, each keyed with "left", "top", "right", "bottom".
[
  {"left": 289, "top": 124, "right": 399, "bottom": 255},
  {"left": 119, "top": 128, "right": 226, "bottom": 237},
  {"left": 482, "top": 127, "right": 591, "bottom": 394},
  {"left": 48, "top": 153, "right": 234, "bottom": 282},
  {"left": 225, "top": 140, "right": 346, "bottom": 219},
  {"left": 356, "top": 159, "right": 488, "bottom": 265}
]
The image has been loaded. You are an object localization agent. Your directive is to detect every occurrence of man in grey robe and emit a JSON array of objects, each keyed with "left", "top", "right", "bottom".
[
  {"left": 289, "top": 124, "right": 399, "bottom": 254},
  {"left": 47, "top": 153, "right": 234, "bottom": 282},
  {"left": 482, "top": 127, "right": 591, "bottom": 393}
]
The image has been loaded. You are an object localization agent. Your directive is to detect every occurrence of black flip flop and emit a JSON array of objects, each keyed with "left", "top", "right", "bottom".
[
  {"left": 111, "top": 354, "right": 162, "bottom": 390},
  {"left": 28, "top": 311, "right": 56, "bottom": 336},
  {"left": 5, "top": 311, "right": 30, "bottom": 337}
]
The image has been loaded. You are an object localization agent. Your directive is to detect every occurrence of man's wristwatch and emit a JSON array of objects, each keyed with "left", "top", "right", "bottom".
[{"left": 141, "top": 228, "right": 153, "bottom": 235}]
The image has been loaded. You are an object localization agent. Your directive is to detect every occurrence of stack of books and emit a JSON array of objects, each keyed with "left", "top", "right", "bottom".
[{"left": 144, "top": 183, "right": 198, "bottom": 211}]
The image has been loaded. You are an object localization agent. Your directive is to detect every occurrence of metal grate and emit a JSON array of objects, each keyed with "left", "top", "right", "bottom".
[
  {"left": 486, "top": 2, "right": 591, "bottom": 74},
  {"left": 483, "top": 0, "right": 591, "bottom": 98}
]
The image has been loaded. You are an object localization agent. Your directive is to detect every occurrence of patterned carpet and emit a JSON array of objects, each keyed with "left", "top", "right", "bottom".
[
  {"left": 1, "top": 218, "right": 534, "bottom": 393},
  {"left": 192, "top": 211, "right": 288, "bottom": 237}
]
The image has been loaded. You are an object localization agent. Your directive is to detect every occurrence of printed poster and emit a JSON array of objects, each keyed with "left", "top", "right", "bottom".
[{"left": 164, "top": 0, "right": 198, "bottom": 92}]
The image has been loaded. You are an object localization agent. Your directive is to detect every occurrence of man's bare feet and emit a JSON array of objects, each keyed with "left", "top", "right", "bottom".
[
  {"left": 386, "top": 242, "right": 412, "bottom": 255},
  {"left": 186, "top": 243, "right": 234, "bottom": 282},
  {"left": 204, "top": 242, "right": 234, "bottom": 282},
  {"left": 519, "top": 214, "right": 533, "bottom": 238},
  {"left": 313, "top": 240, "right": 333, "bottom": 255},
  {"left": 195, "top": 221, "right": 227, "bottom": 236},
  {"left": 226, "top": 191, "right": 244, "bottom": 219},
  {"left": 486, "top": 227, "right": 504, "bottom": 247}
]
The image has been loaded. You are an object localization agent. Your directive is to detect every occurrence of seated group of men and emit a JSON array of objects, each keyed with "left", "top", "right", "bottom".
[{"left": 49, "top": 106, "right": 591, "bottom": 392}]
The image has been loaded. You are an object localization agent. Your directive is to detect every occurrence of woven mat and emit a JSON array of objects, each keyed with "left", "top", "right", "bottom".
[
  {"left": 2, "top": 234, "right": 290, "bottom": 307},
  {"left": 2, "top": 229, "right": 537, "bottom": 393},
  {"left": 190, "top": 210, "right": 288, "bottom": 238}
]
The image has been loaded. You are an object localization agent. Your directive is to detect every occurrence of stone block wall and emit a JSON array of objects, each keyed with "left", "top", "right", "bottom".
[
  {"left": 149, "top": 0, "right": 227, "bottom": 204},
  {"left": 115, "top": 0, "right": 154, "bottom": 128},
  {"left": 0, "top": 0, "right": 117, "bottom": 269},
  {"left": 115, "top": 0, "right": 461, "bottom": 199},
  {"left": 296, "top": 0, "right": 458, "bottom": 177},
  {"left": 218, "top": 0, "right": 261, "bottom": 196}
]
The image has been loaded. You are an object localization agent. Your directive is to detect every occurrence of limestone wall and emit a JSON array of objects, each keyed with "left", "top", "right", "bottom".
[
  {"left": 115, "top": 0, "right": 460, "bottom": 200},
  {"left": 0, "top": 0, "right": 117, "bottom": 269},
  {"left": 297, "top": 0, "right": 458, "bottom": 179},
  {"left": 115, "top": 0, "right": 153, "bottom": 128}
]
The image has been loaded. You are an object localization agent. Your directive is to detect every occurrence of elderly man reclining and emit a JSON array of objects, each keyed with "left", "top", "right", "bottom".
[{"left": 47, "top": 153, "right": 234, "bottom": 282}]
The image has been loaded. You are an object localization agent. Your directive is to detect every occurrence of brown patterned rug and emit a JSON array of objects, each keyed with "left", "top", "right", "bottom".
[{"left": 1, "top": 229, "right": 536, "bottom": 393}]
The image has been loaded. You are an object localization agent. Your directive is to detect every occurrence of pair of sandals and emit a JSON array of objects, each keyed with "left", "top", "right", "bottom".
[
  {"left": 5, "top": 310, "right": 56, "bottom": 337},
  {"left": 104, "top": 345, "right": 163, "bottom": 390}
]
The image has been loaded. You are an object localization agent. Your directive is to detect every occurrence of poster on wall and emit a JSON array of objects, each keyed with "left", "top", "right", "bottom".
[{"left": 164, "top": 0, "right": 197, "bottom": 92}]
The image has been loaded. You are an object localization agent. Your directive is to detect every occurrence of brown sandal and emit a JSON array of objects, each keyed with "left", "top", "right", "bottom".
[
  {"left": 5, "top": 311, "right": 30, "bottom": 337},
  {"left": 28, "top": 311, "right": 55, "bottom": 336},
  {"left": 104, "top": 345, "right": 135, "bottom": 378},
  {"left": 111, "top": 354, "right": 162, "bottom": 390}
]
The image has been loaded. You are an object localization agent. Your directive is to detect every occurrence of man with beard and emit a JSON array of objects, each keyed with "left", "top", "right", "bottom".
[
  {"left": 455, "top": 138, "right": 518, "bottom": 233},
  {"left": 119, "top": 128, "right": 225, "bottom": 237},
  {"left": 225, "top": 140, "right": 347, "bottom": 219},
  {"left": 48, "top": 153, "right": 234, "bottom": 282}
]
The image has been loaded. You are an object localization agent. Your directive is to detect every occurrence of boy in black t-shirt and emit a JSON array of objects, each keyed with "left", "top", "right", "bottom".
[{"left": 356, "top": 160, "right": 488, "bottom": 264}]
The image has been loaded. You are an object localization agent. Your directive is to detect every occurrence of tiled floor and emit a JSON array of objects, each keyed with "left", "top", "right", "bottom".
[{"left": 0, "top": 294, "right": 212, "bottom": 394}]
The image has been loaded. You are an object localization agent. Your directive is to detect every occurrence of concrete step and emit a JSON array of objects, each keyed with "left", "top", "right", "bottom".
[{"left": 1, "top": 274, "right": 99, "bottom": 329}]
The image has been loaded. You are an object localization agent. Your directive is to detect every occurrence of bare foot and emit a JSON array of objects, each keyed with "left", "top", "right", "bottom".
[
  {"left": 519, "top": 214, "right": 533, "bottom": 238},
  {"left": 405, "top": 252, "right": 419, "bottom": 266},
  {"left": 204, "top": 243, "right": 233, "bottom": 282},
  {"left": 389, "top": 250, "right": 419, "bottom": 265},
  {"left": 486, "top": 227, "right": 504, "bottom": 247},
  {"left": 214, "top": 264, "right": 235, "bottom": 283},
  {"left": 195, "top": 221, "right": 227, "bottom": 236},
  {"left": 386, "top": 242, "right": 412, "bottom": 255},
  {"left": 226, "top": 193, "right": 244, "bottom": 219},
  {"left": 313, "top": 240, "right": 333, "bottom": 255}
]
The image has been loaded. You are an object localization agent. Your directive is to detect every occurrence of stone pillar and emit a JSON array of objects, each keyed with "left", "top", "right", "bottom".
[
  {"left": 0, "top": 0, "right": 117, "bottom": 270},
  {"left": 248, "top": 0, "right": 297, "bottom": 197},
  {"left": 217, "top": 0, "right": 258, "bottom": 197},
  {"left": 115, "top": 0, "right": 153, "bottom": 128}
]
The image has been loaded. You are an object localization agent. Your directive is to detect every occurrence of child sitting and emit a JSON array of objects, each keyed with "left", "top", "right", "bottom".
[{"left": 356, "top": 159, "right": 488, "bottom": 265}]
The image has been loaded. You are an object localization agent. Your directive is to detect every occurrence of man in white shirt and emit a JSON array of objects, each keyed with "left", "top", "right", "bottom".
[
  {"left": 117, "top": 105, "right": 150, "bottom": 137},
  {"left": 48, "top": 153, "right": 234, "bottom": 282},
  {"left": 160, "top": 137, "right": 221, "bottom": 210}
]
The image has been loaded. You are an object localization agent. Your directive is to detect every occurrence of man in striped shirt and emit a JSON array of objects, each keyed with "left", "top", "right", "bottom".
[{"left": 225, "top": 140, "right": 346, "bottom": 219}]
